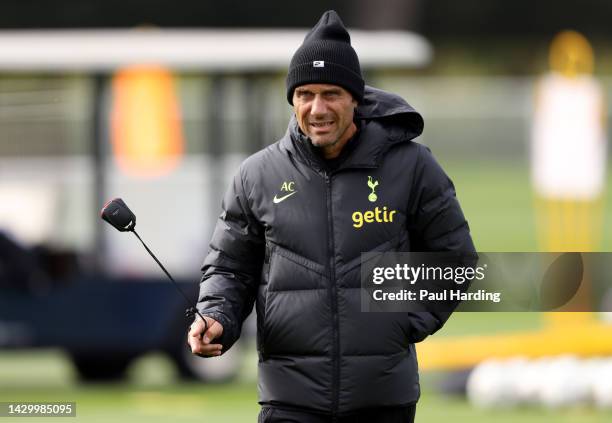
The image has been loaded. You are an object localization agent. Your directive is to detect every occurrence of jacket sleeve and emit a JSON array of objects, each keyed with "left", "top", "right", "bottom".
[
  {"left": 196, "top": 166, "right": 265, "bottom": 352},
  {"left": 406, "top": 144, "right": 477, "bottom": 343}
]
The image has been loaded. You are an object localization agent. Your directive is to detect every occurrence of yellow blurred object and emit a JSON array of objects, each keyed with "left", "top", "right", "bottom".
[
  {"left": 549, "top": 30, "right": 594, "bottom": 77},
  {"left": 534, "top": 197, "right": 604, "bottom": 253},
  {"left": 420, "top": 31, "right": 608, "bottom": 372},
  {"left": 111, "top": 66, "right": 184, "bottom": 177},
  {"left": 417, "top": 323, "right": 612, "bottom": 371},
  {"left": 537, "top": 31, "right": 602, "bottom": 336}
]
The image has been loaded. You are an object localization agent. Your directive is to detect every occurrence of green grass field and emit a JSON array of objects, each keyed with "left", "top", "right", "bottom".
[
  {"left": 2, "top": 160, "right": 612, "bottom": 422},
  {"left": 1, "top": 349, "right": 612, "bottom": 423},
  {"left": 445, "top": 160, "right": 612, "bottom": 252}
]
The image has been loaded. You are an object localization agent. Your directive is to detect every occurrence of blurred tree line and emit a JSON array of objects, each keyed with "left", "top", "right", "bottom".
[{"left": 1, "top": 0, "right": 611, "bottom": 74}]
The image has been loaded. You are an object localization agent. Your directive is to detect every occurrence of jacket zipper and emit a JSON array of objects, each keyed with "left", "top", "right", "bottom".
[{"left": 325, "top": 172, "right": 340, "bottom": 420}]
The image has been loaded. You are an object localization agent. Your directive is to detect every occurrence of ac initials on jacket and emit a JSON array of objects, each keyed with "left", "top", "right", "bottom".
[
  {"left": 281, "top": 182, "right": 295, "bottom": 192},
  {"left": 273, "top": 181, "right": 297, "bottom": 204}
]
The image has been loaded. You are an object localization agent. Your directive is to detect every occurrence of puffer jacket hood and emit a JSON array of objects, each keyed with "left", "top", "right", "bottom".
[{"left": 357, "top": 85, "right": 424, "bottom": 139}]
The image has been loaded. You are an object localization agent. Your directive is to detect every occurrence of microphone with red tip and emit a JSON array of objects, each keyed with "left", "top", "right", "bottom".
[
  {"left": 100, "top": 198, "right": 208, "bottom": 334},
  {"left": 100, "top": 198, "right": 136, "bottom": 232}
]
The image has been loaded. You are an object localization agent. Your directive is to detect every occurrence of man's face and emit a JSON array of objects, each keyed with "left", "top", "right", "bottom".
[{"left": 292, "top": 84, "right": 357, "bottom": 149}]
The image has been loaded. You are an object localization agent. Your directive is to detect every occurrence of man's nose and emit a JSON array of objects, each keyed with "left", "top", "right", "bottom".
[{"left": 310, "top": 95, "right": 327, "bottom": 116}]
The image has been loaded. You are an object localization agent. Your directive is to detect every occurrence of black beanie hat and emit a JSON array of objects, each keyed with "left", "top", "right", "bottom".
[{"left": 286, "top": 10, "right": 364, "bottom": 105}]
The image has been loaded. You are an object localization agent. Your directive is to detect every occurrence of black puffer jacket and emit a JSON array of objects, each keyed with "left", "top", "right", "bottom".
[{"left": 197, "top": 86, "right": 475, "bottom": 415}]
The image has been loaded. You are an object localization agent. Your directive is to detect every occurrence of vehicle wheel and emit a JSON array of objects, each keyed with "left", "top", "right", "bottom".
[
  {"left": 70, "top": 353, "right": 134, "bottom": 381},
  {"left": 172, "top": 340, "right": 242, "bottom": 382}
]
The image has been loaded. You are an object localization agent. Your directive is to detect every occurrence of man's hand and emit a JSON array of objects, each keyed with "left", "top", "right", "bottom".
[{"left": 187, "top": 316, "right": 224, "bottom": 357}]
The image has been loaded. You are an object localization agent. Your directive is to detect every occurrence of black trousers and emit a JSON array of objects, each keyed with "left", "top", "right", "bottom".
[{"left": 258, "top": 405, "right": 416, "bottom": 423}]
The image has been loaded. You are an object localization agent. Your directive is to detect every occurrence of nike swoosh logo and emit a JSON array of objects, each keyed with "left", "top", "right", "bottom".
[{"left": 273, "top": 191, "right": 298, "bottom": 204}]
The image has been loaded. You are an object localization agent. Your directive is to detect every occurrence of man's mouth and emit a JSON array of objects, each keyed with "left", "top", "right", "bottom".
[{"left": 310, "top": 121, "right": 334, "bottom": 128}]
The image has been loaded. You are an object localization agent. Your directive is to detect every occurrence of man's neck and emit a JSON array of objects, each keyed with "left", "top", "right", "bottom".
[{"left": 320, "top": 122, "right": 358, "bottom": 159}]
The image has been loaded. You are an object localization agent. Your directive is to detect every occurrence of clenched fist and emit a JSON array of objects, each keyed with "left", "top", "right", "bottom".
[{"left": 187, "top": 315, "right": 224, "bottom": 357}]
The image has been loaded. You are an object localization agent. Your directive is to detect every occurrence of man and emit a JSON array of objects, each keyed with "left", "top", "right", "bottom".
[{"left": 188, "top": 10, "right": 475, "bottom": 422}]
